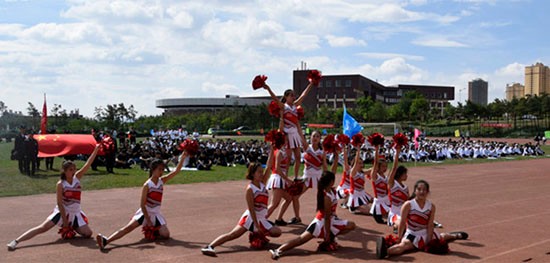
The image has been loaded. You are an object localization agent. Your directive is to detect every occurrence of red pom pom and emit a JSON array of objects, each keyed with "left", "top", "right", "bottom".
[
  {"left": 384, "top": 234, "right": 399, "bottom": 247},
  {"left": 142, "top": 226, "right": 161, "bottom": 241},
  {"left": 322, "top": 134, "right": 336, "bottom": 153},
  {"left": 252, "top": 75, "right": 268, "bottom": 90},
  {"left": 249, "top": 231, "right": 270, "bottom": 249},
  {"left": 287, "top": 180, "right": 304, "bottom": 196},
  {"left": 308, "top": 70, "right": 322, "bottom": 86},
  {"left": 265, "top": 129, "right": 285, "bottom": 149},
  {"left": 367, "top": 132, "right": 385, "bottom": 146},
  {"left": 58, "top": 226, "right": 76, "bottom": 239},
  {"left": 268, "top": 101, "right": 281, "bottom": 118},
  {"left": 296, "top": 105, "right": 304, "bottom": 120},
  {"left": 179, "top": 139, "right": 199, "bottom": 157},
  {"left": 318, "top": 240, "right": 338, "bottom": 251},
  {"left": 392, "top": 133, "right": 408, "bottom": 148},
  {"left": 424, "top": 238, "right": 449, "bottom": 254},
  {"left": 335, "top": 134, "right": 350, "bottom": 146},
  {"left": 351, "top": 133, "right": 365, "bottom": 147}
]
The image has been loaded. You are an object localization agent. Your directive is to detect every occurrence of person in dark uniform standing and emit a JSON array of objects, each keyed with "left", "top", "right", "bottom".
[
  {"left": 23, "top": 131, "right": 39, "bottom": 176},
  {"left": 102, "top": 131, "right": 117, "bottom": 174},
  {"left": 13, "top": 126, "right": 26, "bottom": 174}
]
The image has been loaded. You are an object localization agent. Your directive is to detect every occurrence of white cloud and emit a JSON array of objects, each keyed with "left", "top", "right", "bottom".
[
  {"left": 325, "top": 35, "right": 366, "bottom": 47},
  {"left": 358, "top": 52, "right": 424, "bottom": 61},
  {"left": 495, "top": 62, "right": 525, "bottom": 77},
  {"left": 412, "top": 36, "right": 468, "bottom": 47},
  {"left": 201, "top": 82, "right": 241, "bottom": 94}
]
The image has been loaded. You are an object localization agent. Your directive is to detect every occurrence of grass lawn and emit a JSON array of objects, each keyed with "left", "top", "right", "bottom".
[{"left": 1, "top": 140, "right": 548, "bottom": 197}]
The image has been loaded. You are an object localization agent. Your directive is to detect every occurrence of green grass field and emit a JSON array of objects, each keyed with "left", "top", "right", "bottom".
[{"left": 1, "top": 140, "right": 548, "bottom": 197}]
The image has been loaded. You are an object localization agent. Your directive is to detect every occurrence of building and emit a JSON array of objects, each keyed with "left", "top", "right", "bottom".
[
  {"left": 293, "top": 69, "right": 454, "bottom": 115},
  {"left": 156, "top": 95, "right": 272, "bottom": 115},
  {"left": 525, "top": 62, "right": 550, "bottom": 96},
  {"left": 505, "top": 83, "right": 525, "bottom": 101},
  {"left": 468, "top": 79, "right": 488, "bottom": 106}
]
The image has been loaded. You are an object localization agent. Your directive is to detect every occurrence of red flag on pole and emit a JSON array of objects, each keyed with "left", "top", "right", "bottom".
[
  {"left": 41, "top": 94, "right": 47, "bottom": 135},
  {"left": 413, "top": 128, "right": 421, "bottom": 150},
  {"left": 33, "top": 134, "right": 99, "bottom": 157}
]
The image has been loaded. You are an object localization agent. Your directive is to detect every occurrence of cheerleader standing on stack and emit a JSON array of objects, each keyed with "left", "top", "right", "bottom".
[
  {"left": 376, "top": 180, "right": 469, "bottom": 259},
  {"left": 95, "top": 151, "right": 188, "bottom": 250},
  {"left": 370, "top": 145, "right": 391, "bottom": 224},
  {"left": 201, "top": 161, "right": 282, "bottom": 256},
  {"left": 262, "top": 80, "right": 315, "bottom": 182},
  {"left": 346, "top": 144, "right": 373, "bottom": 215},
  {"left": 269, "top": 159, "right": 356, "bottom": 260},
  {"left": 284, "top": 130, "right": 326, "bottom": 225},
  {"left": 7, "top": 144, "right": 100, "bottom": 251}
]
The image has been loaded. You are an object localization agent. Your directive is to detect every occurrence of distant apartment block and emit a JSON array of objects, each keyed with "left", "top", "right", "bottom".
[
  {"left": 505, "top": 83, "right": 525, "bottom": 101},
  {"left": 468, "top": 79, "right": 488, "bottom": 106},
  {"left": 525, "top": 62, "right": 550, "bottom": 96}
]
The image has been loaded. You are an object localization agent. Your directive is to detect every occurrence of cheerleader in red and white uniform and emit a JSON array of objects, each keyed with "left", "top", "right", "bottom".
[
  {"left": 336, "top": 145, "right": 351, "bottom": 207},
  {"left": 387, "top": 147, "right": 408, "bottom": 230},
  {"left": 269, "top": 163, "right": 356, "bottom": 260},
  {"left": 369, "top": 146, "right": 391, "bottom": 224},
  {"left": 263, "top": 82, "right": 315, "bottom": 181},
  {"left": 95, "top": 152, "right": 187, "bottom": 250},
  {"left": 201, "top": 162, "right": 282, "bottom": 256},
  {"left": 376, "top": 180, "right": 468, "bottom": 259},
  {"left": 266, "top": 136, "right": 293, "bottom": 226},
  {"left": 6, "top": 144, "right": 100, "bottom": 251},
  {"left": 346, "top": 144, "right": 373, "bottom": 215}
]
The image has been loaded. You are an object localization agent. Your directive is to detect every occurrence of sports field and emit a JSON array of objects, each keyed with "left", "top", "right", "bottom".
[{"left": 2, "top": 156, "right": 550, "bottom": 262}]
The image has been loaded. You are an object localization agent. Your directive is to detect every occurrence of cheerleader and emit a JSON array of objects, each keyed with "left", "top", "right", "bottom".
[
  {"left": 336, "top": 145, "right": 351, "bottom": 208},
  {"left": 369, "top": 145, "right": 391, "bottom": 224},
  {"left": 376, "top": 180, "right": 468, "bottom": 259},
  {"left": 387, "top": 147, "right": 408, "bottom": 231},
  {"left": 6, "top": 144, "right": 100, "bottom": 251},
  {"left": 269, "top": 166, "right": 356, "bottom": 260},
  {"left": 266, "top": 135, "right": 293, "bottom": 226},
  {"left": 95, "top": 152, "right": 187, "bottom": 250},
  {"left": 346, "top": 144, "right": 373, "bottom": 215},
  {"left": 201, "top": 162, "right": 282, "bottom": 256},
  {"left": 263, "top": 83, "right": 315, "bottom": 180}
]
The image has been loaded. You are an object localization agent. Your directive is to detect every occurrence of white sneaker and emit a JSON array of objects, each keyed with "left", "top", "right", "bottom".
[
  {"left": 269, "top": 249, "right": 282, "bottom": 260},
  {"left": 201, "top": 245, "right": 216, "bottom": 256},
  {"left": 96, "top": 234, "right": 107, "bottom": 250},
  {"left": 7, "top": 240, "right": 18, "bottom": 251}
]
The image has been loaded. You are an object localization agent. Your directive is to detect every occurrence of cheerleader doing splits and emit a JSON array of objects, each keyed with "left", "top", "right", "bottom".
[
  {"left": 7, "top": 144, "right": 100, "bottom": 251},
  {"left": 96, "top": 152, "right": 187, "bottom": 250},
  {"left": 269, "top": 161, "right": 355, "bottom": 260},
  {"left": 201, "top": 162, "right": 282, "bottom": 256},
  {"left": 263, "top": 82, "right": 315, "bottom": 180},
  {"left": 376, "top": 180, "right": 468, "bottom": 259}
]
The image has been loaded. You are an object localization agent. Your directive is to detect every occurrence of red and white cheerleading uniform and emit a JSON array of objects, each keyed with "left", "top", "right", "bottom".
[
  {"left": 336, "top": 169, "right": 351, "bottom": 199},
  {"left": 402, "top": 199, "right": 440, "bottom": 249},
  {"left": 283, "top": 104, "right": 302, "bottom": 149},
  {"left": 388, "top": 180, "right": 409, "bottom": 226},
  {"left": 306, "top": 188, "right": 348, "bottom": 238},
  {"left": 301, "top": 145, "right": 323, "bottom": 189},
  {"left": 132, "top": 178, "right": 166, "bottom": 226},
  {"left": 369, "top": 173, "right": 391, "bottom": 215},
  {"left": 267, "top": 149, "right": 289, "bottom": 190},
  {"left": 47, "top": 176, "right": 89, "bottom": 228},
  {"left": 346, "top": 171, "right": 373, "bottom": 208},
  {"left": 238, "top": 183, "right": 274, "bottom": 233}
]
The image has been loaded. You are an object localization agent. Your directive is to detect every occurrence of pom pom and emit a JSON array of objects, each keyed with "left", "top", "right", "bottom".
[
  {"left": 335, "top": 134, "right": 350, "bottom": 146},
  {"left": 424, "top": 238, "right": 449, "bottom": 254},
  {"left": 287, "top": 179, "right": 304, "bottom": 196},
  {"left": 249, "top": 231, "right": 270, "bottom": 249},
  {"left": 252, "top": 75, "right": 268, "bottom": 90},
  {"left": 142, "top": 226, "right": 161, "bottom": 241},
  {"left": 367, "top": 132, "right": 384, "bottom": 146},
  {"left": 296, "top": 105, "right": 304, "bottom": 120},
  {"left": 384, "top": 234, "right": 399, "bottom": 247},
  {"left": 318, "top": 240, "right": 338, "bottom": 251},
  {"left": 179, "top": 139, "right": 199, "bottom": 157},
  {"left": 268, "top": 101, "right": 281, "bottom": 118},
  {"left": 58, "top": 226, "right": 76, "bottom": 239},
  {"left": 322, "top": 134, "right": 336, "bottom": 153},
  {"left": 308, "top": 70, "right": 322, "bottom": 86},
  {"left": 392, "top": 133, "right": 408, "bottom": 148},
  {"left": 265, "top": 129, "right": 286, "bottom": 149},
  {"left": 351, "top": 133, "right": 365, "bottom": 148}
]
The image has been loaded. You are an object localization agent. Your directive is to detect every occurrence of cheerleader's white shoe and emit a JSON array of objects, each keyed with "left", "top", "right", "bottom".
[
  {"left": 7, "top": 240, "right": 18, "bottom": 251},
  {"left": 201, "top": 245, "right": 216, "bottom": 257}
]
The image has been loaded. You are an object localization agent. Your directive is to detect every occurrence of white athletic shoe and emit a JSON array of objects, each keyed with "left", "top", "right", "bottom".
[
  {"left": 7, "top": 240, "right": 18, "bottom": 251},
  {"left": 201, "top": 245, "right": 216, "bottom": 256},
  {"left": 96, "top": 234, "right": 107, "bottom": 250},
  {"left": 269, "top": 249, "right": 282, "bottom": 260}
]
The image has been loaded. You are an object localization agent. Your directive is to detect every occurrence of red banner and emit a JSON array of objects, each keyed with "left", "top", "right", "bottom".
[
  {"left": 33, "top": 134, "right": 98, "bottom": 157},
  {"left": 481, "top": 123, "right": 512, "bottom": 128},
  {"left": 307, "top": 123, "right": 335, "bottom": 128}
]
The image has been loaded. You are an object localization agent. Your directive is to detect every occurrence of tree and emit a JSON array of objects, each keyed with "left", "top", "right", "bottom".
[
  {"left": 0, "top": 101, "right": 7, "bottom": 116},
  {"left": 409, "top": 97, "right": 429, "bottom": 121},
  {"left": 27, "top": 102, "right": 40, "bottom": 118}
]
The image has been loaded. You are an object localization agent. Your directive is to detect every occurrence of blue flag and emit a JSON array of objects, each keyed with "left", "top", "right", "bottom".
[{"left": 343, "top": 105, "right": 363, "bottom": 138}]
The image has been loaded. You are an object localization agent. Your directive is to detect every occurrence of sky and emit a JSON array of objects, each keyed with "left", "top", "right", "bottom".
[{"left": 1, "top": 0, "right": 549, "bottom": 118}]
